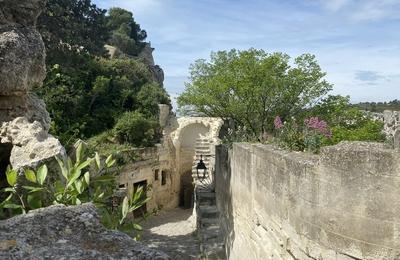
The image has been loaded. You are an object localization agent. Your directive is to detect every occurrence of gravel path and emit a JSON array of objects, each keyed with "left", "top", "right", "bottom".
[{"left": 140, "top": 208, "right": 200, "bottom": 259}]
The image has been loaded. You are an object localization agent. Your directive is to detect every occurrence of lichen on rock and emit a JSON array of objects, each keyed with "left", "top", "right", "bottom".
[{"left": 0, "top": 203, "right": 170, "bottom": 259}]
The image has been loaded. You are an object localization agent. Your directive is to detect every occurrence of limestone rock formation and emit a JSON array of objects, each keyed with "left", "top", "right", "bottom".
[
  {"left": 138, "top": 43, "right": 165, "bottom": 86},
  {"left": 0, "top": 117, "right": 64, "bottom": 169},
  {"left": 0, "top": 0, "right": 64, "bottom": 171},
  {"left": 0, "top": 203, "right": 170, "bottom": 259},
  {"left": 149, "top": 65, "right": 165, "bottom": 86}
]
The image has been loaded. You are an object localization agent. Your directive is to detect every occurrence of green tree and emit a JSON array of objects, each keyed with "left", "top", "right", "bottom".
[
  {"left": 137, "top": 83, "right": 171, "bottom": 117},
  {"left": 38, "top": 0, "right": 109, "bottom": 65},
  {"left": 178, "top": 49, "right": 332, "bottom": 138},
  {"left": 113, "top": 111, "right": 160, "bottom": 147},
  {"left": 309, "top": 95, "right": 385, "bottom": 145},
  {"left": 106, "top": 7, "right": 147, "bottom": 55}
]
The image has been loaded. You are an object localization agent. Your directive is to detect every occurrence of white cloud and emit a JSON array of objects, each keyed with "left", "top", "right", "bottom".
[
  {"left": 351, "top": 0, "right": 400, "bottom": 21},
  {"left": 323, "top": 0, "right": 350, "bottom": 11},
  {"left": 319, "top": 0, "right": 400, "bottom": 21}
]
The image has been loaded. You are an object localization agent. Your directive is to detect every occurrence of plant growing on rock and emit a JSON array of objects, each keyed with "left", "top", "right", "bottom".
[
  {"left": 274, "top": 117, "right": 305, "bottom": 151},
  {"left": 303, "top": 117, "right": 332, "bottom": 153},
  {"left": 274, "top": 116, "right": 332, "bottom": 153},
  {"left": 0, "top": 143, "right": 149, "bottom": 238},
  {"left": 100, "top": 186, "right": 149, "bottom": 240}
]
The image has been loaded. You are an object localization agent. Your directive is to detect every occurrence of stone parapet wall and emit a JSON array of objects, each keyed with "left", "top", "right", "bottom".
[{"left": 215, "top": 142, "right": 400, "bottom": 259}]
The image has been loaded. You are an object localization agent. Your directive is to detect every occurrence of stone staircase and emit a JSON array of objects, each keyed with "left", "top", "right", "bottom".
[{"left": 192, "top": 138, "right": 225, "bottom": 259}]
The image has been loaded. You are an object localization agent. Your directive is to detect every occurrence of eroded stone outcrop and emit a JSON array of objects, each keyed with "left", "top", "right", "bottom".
[
  {"left": 0, "top": 203, "right": 170, "bottom": 259},
  {"left": 0, "top": 0, "right": 64, "bottom": 170},
  {"left": 137, "top": 43, "right": 165, "bottom": 86},
  {"left": 0, "top": 117, "right": 64, "bottom": 169}
]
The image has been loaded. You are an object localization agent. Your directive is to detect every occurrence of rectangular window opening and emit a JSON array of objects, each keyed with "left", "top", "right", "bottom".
[
  {"left": 154, "top": 169, "right": 159, "bottom": 181},
  {"left": 161, "top": 171, "right": 167, "bottom": 186}
]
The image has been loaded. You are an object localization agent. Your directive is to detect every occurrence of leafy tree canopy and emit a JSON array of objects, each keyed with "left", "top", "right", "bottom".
[
  {"left": 36, "top": 0, "right": 170, "bottom": 148},
  {"left": 106, "top": 7, "right": 147, "bottom": 56},
  {"left": 38, "top": 0, "right": 109, "bottom": 65},
  {"left": 178, "top": 48, "right": 332, "bottom": 138}
]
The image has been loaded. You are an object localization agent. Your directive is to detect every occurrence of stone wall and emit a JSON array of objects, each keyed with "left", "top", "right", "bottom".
[
  {"left": 118, "top": 146, "right": 178, "bottom": 211},
  {"left": 215, "top": 142, "right": 400, "bottom": 259},
  {"left": 370, "top": 110, "right": 400, "bottom": 139}
]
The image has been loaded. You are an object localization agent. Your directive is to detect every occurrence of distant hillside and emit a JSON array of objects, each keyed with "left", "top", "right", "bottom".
[{"left": 353, "top": 100, "right": 400, "bottom": 112}]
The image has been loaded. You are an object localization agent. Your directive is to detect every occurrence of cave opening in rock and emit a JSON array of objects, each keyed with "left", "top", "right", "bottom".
[{"left": 0, "top": 143, "right": 12, "bottom": 189}]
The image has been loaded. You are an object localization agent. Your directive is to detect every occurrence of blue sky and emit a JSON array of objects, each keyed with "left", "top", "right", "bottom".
[{"left": 93, "top": 0, "right": 400, "bottom": 106}]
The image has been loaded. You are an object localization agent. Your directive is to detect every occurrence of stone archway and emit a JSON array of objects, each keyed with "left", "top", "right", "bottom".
[{"left": 169, "top": 117, "right": 224, "bottom": 208}]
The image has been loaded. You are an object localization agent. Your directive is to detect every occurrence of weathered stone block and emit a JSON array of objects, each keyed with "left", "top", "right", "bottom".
[{"left": 0, "top": 203, "right": 170, "bottom": 259}]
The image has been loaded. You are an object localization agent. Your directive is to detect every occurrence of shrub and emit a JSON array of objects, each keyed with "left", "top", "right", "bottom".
[
  {"left": 113, "top": 111, "right": 160, "bottom": 147},
  {"left": 274, "top": 117, "right": 306, "bottom": 151},
  {"left": 0, "top": 143, "right": 148, "bottom": 239},
  {"left": 274, "top": 95, "right": 386, "bottom": 153},
  {"left": 309, "top": 95, "right": 385, "bottom": 145}
]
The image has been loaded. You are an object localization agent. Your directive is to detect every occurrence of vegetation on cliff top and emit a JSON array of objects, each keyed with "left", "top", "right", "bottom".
[{"left": 36, "top": 0, "right": 170, "bottom": 148}]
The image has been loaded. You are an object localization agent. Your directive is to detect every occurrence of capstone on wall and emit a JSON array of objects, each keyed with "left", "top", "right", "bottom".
[{"left": 215, "top": 142, "right": 400, "bottom": 260}]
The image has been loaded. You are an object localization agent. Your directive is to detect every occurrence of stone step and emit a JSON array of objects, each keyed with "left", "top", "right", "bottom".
[
  {"left": 199, "top": 217, "right": 218, "bottom": 228},
  {"left": 194, "top": 145, "right": 211, "bottom": 151},
  {"left": 195, "top": 145, "right": 210, "bottom": 149},
  {"left": 196, "top": 140, "right": 210, "bottom": 143},
  {"left": 200, "top": 228, "right": 220, "bottom": 241},
  {"left": 200, "top": 240, "right": 225, "bottom": 259},
  {"left": 195, "top": 186, "right": 215, "bottom": 193},
  {"left": 201, "top": 247, "right": 225, "bottom": 259},
  {"left": 198, "top": 205, "right": 218, "bottom": 219},
  {"left": 195, "top": 144, "right": 210, "bottom": 147},
  {"left": 194, "top": 155, "right": 212, "bottom": 159}
]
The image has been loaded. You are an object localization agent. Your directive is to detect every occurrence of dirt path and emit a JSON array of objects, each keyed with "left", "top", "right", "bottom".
[{"left": 140, "top": 208, "right": 200, "bottom": 259}]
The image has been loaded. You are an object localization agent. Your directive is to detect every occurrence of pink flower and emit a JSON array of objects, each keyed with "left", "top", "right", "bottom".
[
  {"left": 304, "top": 117, "right": 331, "bottom": 138},
  {"left": 274, "top": 116, "right": 283, "bottom": 129}
]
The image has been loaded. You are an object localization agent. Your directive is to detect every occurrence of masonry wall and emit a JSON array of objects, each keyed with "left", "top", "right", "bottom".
[
  {"left": 215, "top": 142, "right": 400, "bottom": 260},
  {"left": 119, "top": 147, "right": 179, "bottom": 211}
]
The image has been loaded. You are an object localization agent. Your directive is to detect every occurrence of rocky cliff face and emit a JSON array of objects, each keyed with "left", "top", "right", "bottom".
[
  {"left": 138, "top": 43, "right": 165, "bottom": 86},
  {"left": 0, "top": 0, "right": 64, "bottom": 171}
]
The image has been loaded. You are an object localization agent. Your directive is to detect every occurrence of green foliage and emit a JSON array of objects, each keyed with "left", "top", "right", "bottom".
[
  {"left": 309, "top": 95, "right": 385, "bottom": 145},
  {"left": 178, "top": 49, "right": 332, "bottom": 139},
  {"left": 273, "top": 95, "right": 386, "bottom": 153},
  {"left": 100, "top": 186, "right": 149, "bottom": 237},
  {"left": 0, "top": 144, "right": 148, "bottom": 238},
  {"left": 36, "top": 1, "right": 170, "bottom": 148},
  {"left": 275, "top": 119, "right": 305, "bottom": 152},
  {"left": 38, "top": 0, "right": 109, "bottom": 65},
  {"left": 326, "top": 121, "right": 385, "bottom": 145},
  {"left": 113, "top": 112, "right": 160, "bottom": 147},
  {"left": 136, "top": 83, "right": 171, "bottom": 118},
  {"left": 37, "top": 57, "right": 169, "bottom": 147},
  {"left": 106, "top": 7, "right": 147, "bottom": 56},
  {"left": 354, "top": 99, "right": 400, "bottom": 112}
]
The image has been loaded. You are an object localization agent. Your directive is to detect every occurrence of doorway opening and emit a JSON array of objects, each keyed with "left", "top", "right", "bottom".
[
  {"left": 133, "top": 180, "right": 148, "bottom": 218},
  {"left": 0, "top": 143, "right": 12, "bottom": 189},
  {"left": 180, "top": 170, "right": 194, "bottom": 209}
]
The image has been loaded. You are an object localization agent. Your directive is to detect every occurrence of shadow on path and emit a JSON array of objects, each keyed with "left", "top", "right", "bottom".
[{"left": 140, "top": 208, "right": 200, "bottom": 260}]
